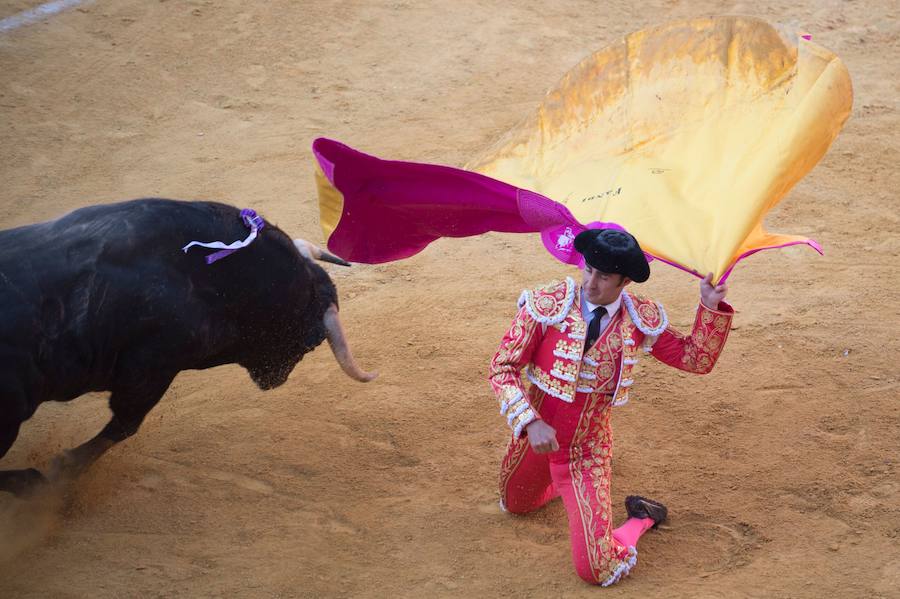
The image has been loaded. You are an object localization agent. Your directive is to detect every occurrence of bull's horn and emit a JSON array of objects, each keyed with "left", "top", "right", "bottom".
[
  {"left": 323, "top": 304, "right": 378, "bottom": 383},
  {"left": 294, "top": 239, "right": 351, "bottom": 267}
]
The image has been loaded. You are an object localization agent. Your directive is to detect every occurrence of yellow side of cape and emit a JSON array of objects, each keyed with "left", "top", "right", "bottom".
[
  {"left": 315, "top": 165, "right": 344, "bottom": 244},
  {"left": 467, "top": 16, "right": 853, "bottom": 279}
]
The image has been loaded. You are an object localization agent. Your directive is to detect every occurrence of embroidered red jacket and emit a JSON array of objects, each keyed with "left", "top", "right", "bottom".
[{"left": 489, "top": 277, "right": 734, "bottom": 437}]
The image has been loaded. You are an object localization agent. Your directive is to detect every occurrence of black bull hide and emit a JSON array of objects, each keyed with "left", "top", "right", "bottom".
[{"left": 0, "top": 198, "right": 363, "bottom": 495}]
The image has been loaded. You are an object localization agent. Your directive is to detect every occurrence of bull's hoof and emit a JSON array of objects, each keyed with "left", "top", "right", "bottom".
[
  {"left": 47, "top": 450, "right": 82, "bottom": 483},
  {"left": 0, "top": 468, "right": 49, "bottom": 497}
]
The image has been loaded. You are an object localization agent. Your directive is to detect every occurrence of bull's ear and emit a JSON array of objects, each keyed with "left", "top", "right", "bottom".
[{"left": 293, "top": 239, "right": 351, "bottom": 267}]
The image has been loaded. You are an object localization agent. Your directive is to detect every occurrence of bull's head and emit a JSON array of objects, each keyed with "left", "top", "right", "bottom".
[
  {"left": 243, "top": 238, "right": 377, "bottom": 389},
  {"left": 295, "top": 239, "right": 377, "bottom": 383}
]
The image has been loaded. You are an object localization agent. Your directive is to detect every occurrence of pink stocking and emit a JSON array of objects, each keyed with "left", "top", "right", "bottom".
[{"left": 612, "top": 517, "right": 655, "bottom": 548}]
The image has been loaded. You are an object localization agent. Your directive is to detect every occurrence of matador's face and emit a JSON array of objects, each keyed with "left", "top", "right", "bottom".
[{"left": 581, "top": 264, "right": 630, "bottom": 305}]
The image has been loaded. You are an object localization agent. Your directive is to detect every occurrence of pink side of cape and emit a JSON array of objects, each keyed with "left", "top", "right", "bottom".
[{"left": 313, "top": 138, "right": 819, "bottom": 282}]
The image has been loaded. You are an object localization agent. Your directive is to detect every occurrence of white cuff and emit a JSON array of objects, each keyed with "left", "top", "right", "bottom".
[{"left": 512, "top": 409, "right": 537, "bottom": 438}]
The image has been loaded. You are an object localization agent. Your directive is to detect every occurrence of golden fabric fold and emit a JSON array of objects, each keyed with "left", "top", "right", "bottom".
[{"left": 467, "top": 16, "right": 852, "bottom": 280}]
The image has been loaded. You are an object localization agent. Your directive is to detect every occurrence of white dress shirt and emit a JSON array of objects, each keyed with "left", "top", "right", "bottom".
[{"left": 582, "top": 292, "right": 622, "bottom": 335}]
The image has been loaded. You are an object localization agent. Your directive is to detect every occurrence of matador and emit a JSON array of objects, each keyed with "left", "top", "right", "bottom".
[{"left": 489, "top": 228, "right": 733, "bottom": 585}]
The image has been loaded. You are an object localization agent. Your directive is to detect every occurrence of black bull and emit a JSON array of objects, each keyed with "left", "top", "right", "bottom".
[{"left": 0, "top": 199, "right": 376, "bottom": 495}]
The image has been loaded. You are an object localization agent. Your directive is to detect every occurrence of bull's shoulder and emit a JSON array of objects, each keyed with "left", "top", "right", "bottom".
[
  {"left": 622, "top": 292, "right": 669, "bottom": 336},
  {"left": 517, "top": 277, "right": 576, "bottom": 325},
  {"left": 58, "top": 198, "right": 237, "bottom": 235}
]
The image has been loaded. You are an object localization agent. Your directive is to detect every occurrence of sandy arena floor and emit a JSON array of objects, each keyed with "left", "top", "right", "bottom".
[{"left": 0, "top": 1, "right": 898, "bottom": 597}]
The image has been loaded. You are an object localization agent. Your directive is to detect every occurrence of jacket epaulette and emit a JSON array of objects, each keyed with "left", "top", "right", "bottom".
[
  {"left": 517, "top": 277, "right": 577, "bottom": 326},
  {"left": 621, "top": 293, "right": 669, "bottom": 336}
]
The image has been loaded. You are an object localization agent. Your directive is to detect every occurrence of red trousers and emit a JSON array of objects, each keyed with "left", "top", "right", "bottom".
[{"left": 499, "top": 389, "right": 637, "bottom": 586}]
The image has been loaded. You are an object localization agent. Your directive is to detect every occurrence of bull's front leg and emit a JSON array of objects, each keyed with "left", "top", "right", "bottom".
[
  {"left": 0, "top": 415, "right": 48, "bottom": 497},
  {"left": 49, "top": 372, "right": 176, "bottom": 482}
]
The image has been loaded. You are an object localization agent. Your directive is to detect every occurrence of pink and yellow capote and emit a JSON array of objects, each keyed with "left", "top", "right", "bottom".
[{"left": 314, "top": 16, "right": 852, "bottom": 283}]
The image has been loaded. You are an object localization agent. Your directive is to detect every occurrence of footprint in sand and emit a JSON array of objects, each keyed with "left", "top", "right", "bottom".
[{"left": 643, "top": 514, "right": 766, "bottom": 581}]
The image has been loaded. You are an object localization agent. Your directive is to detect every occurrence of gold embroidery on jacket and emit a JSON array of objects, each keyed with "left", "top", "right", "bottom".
[
  {"left": 664, "top": 303, "right": 732, "bottom": 374},
  {"left": 581, "top": 311, "right": 625, "bottom": 396},
  {"left": 489, "top": 306, "right": 539, "bottom": 405},
  {"left": 527, "top": 364, "right": 575, "bottom": 401}
]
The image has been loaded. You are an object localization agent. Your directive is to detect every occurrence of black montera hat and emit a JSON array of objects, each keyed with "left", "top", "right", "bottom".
[{"left": 573, "top": 229, "right": 650, "bottom": 283}]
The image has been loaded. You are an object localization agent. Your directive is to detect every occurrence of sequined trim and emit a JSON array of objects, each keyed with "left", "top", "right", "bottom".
[
  {"left": 512, "top": 410, "right": 536, "bottom": 438},
  {"left": 601, "top": 546, "right": 638, "bottom": 587},
  {"left": 499, "top": 387, "right": 523, "bottom": 416},
  {"left": 622, "top": 293, "right": 669, "bottom": 336},
  {"left": 580, "top": 309, "right": 624, "bottom": 397},
  {"left": 554, "top": 359, "right": 578, "bottom": 377},
  {"left": 550, "top": 370, "right": 576, "bottom": 382},
  {"left": 567, "top": 320, "right": 587, "bottom": 341},
  {"left": 526, "top": 367, "right": 574, "bottom": 402},
  {"left": 608, "top": 318, "right": 638, "bottom": 407},
  {"left": 517, "top": 277, "right": 576, "bottom": 326},
  {"left": 553, "top": 349, "right": 581, "bottom": 361},
  {"left": 554, "top": 339, "right": 581, "bottom": 357},
  {"left": 507, "top": 401, "right": 529, "bottom": 423},
  {"left": 499, "top": 386, "right": 537, "bottom": 438}
]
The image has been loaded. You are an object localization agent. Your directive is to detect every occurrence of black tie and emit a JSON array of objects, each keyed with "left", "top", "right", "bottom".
[{"left": 584, "top": 306, "right": 607, "bottom": 354}]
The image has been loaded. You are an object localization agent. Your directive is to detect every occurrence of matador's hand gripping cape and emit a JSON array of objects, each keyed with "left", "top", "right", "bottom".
[{"left": 313, "top": 16, "right": 852, "bottom": 282}]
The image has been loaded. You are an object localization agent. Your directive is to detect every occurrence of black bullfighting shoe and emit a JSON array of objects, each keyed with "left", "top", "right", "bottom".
[{"left": 625, "top": 495, "right": 668, "bottom": 528}]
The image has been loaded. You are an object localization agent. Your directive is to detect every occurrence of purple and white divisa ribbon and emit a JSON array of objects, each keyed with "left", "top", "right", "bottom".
[{"left": 182, "top": 208, "right": 266, "bottom": 265}]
